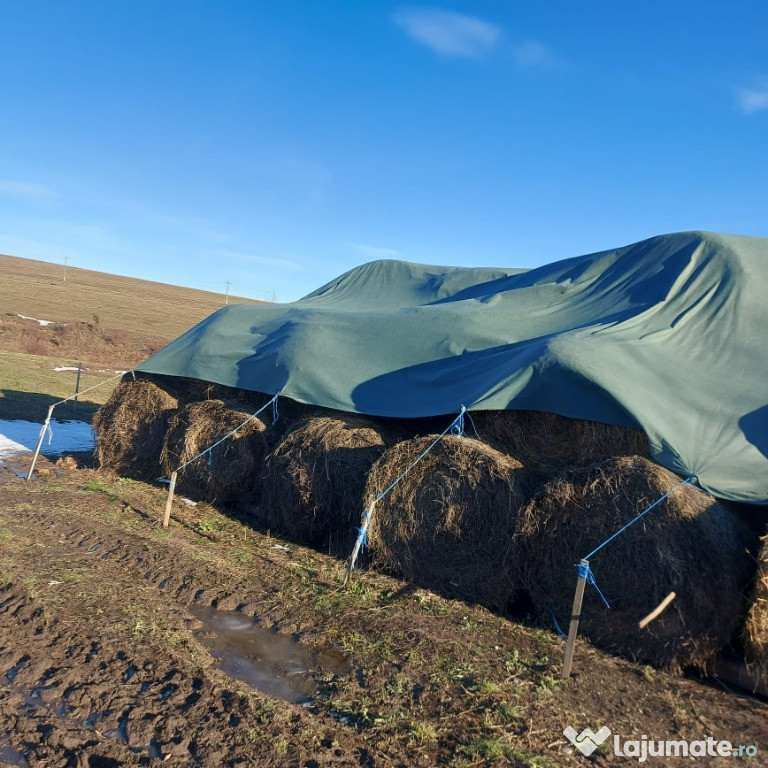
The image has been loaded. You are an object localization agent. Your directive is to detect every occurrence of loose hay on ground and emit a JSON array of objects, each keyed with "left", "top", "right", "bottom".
[
  {"left": 744, "top": 530, "right": 768, "bottom": 673},
  {"left": 259, "top": 415, "right": 395, "bottom": 555},
  {"left": 93, "top": 378, "right": 178, "bottom": 481},
  {"left": 365, "top": 435, "right": 533, "bottom": 610},
  {"left": 472, "top": 410, "right": 650, "bottom": 474},
  {"left": 161, "top": 399, "right": 269, "bottom": 505},
  {"left": 518, "top": 456, "right": 754, "bottom": 669}
]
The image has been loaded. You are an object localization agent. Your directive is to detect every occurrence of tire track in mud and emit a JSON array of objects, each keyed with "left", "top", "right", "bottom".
[{"left": 0, "top": 506, "right": 383, "bottom": 768}]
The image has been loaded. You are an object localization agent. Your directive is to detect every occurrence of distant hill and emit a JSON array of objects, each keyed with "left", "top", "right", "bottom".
[{"left": 0, "top": 253, "right": 264, "bottom": 340}]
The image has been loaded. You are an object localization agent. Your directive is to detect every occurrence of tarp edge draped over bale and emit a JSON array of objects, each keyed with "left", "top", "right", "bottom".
[{"left": 136, "top": 230, "right": 768, "bottom": 506}]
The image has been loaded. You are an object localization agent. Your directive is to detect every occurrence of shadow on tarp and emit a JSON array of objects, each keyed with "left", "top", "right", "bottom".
[
  {"left": 740, "top": 405, "right": 768, "bottom": 460},
  {"left": 349, "top": 338, "right": 636, "bottom": 426}
]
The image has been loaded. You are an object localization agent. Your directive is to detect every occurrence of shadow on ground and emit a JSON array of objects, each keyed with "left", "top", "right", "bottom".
[{"left": 0, "top": 389, "right": 100, "bottom": 424}]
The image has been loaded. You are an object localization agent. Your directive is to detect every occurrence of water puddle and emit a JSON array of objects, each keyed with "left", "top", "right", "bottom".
[
  {"left": 0, "top": 745, "right": 29, "bottom": 768},
  {"left": 0, "top": 419, "right": 94, "bottom": 460},
  {"left": 188, "top": 605, "right": 347, "bottom": 705}
]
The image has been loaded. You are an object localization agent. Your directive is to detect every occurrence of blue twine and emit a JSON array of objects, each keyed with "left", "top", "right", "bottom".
[
  {"left": 583, "top": 477, "right": 694, "bottom": 561},
  {"left": 575, "top": 562, "right": 611, "bottom": 609},
  {"left": 207, "top": 448, "right": 213, "bottom": 466},
  {"left": 464, "top": 410, "right": 479, "bottom": 439},
  {"left": 176, "top": 392, "right": 280, "bottom": 473},
  {"left": 576, "top": 476, "right": 694, "bottom": 608},
  {"left": 375, "top": 406, "right": 467, "bottom": 502},
  {"left": 349, "top": 406, "right": 468, "bottom": 573},
  {"left": 356, "top": 507, "right": 371, "bottom": 552},
  {"left": 450, "top": 407, "right": 466, "bottom": 437},
  {"left": 272, "top": 395, "right": 279, "bottom": 426},
  {"left": 46, "top": 421, "right": 54, "bottom": 445},
  {"left": 548, "top": 608, "right": 567, "bottom": 639}
]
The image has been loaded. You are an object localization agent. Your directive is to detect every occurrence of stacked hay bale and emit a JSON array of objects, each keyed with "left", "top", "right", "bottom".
[
  {"left": 259, "top": 415, "right": 395, "bottom": 555},
  {"left": 93, "top": 379, "right": 178, "bottom": 481},
  {"left": 365, "top": 435, "right": 533, "bottom": 610},
  {"left": 161, "top": 400, "right": 269, "bottom": 505},
  {"left": 472, "top": 410, "right": 649, "bottom": 475},
  {"left": 744, "top": 530, "right": 768, "bottom": 673},
  {"left": 518, "top": 456, "right": 754, "bottom": 669}
]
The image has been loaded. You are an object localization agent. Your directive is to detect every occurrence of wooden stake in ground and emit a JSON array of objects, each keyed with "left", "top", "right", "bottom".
[
  {"left": 162, "top": 471, "right": 178, "bottom": 528},
  {"left": 26, "top": 405, "right": 55, "bottom": 481},
  {"left": 73, "top": 362, "right": 82, "bottom": 414},
  {"left": 562, "top": 558, "right": 589, "bottom": 679}
]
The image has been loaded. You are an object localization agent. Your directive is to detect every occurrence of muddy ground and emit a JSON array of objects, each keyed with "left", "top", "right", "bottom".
[{"left": 1, "top": 463, "right": 766, "bottom": 767}]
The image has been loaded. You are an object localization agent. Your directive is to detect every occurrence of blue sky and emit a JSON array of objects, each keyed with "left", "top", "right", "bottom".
[{"left": 1, "top": 2, "right": 766, "bottom": 302}]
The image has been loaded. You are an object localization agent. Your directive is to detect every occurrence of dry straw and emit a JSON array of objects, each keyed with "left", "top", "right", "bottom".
[
  {"left": 259, "top": 415, "right": 394, "bottom": 555},
  {"left": 161, "top": 399, "right": 269, "bottom": 505},
  {"left": 365, "top": 435, "right": 533, "bottom": 610},
  {"left": 518, "top": 456, "right": 754, "bottom": 669},
  {"left": 93, "top": 378, "right": 178, "bottom": 481},
  {"left": 744, "top": 530, "right": 768, "bottom": 673},
  {"left": 473, "top": 410, "right": 649, "bottom": 474}
]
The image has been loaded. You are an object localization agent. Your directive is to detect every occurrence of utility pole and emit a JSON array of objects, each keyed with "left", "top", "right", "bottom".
[
  {"left": 63, "top": 257, "right": 68, "bottom": 282},
  {"left": 225, "top": 281, "right": 231, "bottom": 305}
]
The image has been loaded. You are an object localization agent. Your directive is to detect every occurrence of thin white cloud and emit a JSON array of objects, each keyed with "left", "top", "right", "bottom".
[
  {"left": 394, "top": 7, "right": 500, "bottom": 59},
  {"left": 737, "top": 79, "right": 768, "bottom": 114},
  {"left": 0, "top": 180, "right": 53, "bottom": 200},
  {"left": 512, "top": 39, "right": 561, "bottom": 71},
  {"left": 349, "top": 243, "right": 400, "bottom": 259}
]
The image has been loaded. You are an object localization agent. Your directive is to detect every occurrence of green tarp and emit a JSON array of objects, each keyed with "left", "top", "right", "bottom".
[{"left": 137, "top": 231, "right": 768, "bottom": 505}]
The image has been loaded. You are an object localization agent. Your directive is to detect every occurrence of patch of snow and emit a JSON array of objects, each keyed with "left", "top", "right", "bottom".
[
  {"left": 17, "top": 313, "right": 55, "bottom": 326},
  {"left": 0, "top": 419, "right": 94, "bottom": 459},
  {"left": 0, "top": 434, "right": 30, "bottom": 460},
  {"left": 53, "top": 366, "right": 80, "bottom": 372},
  {"left": 181, "top": 498, "right": 198, "bottom": 506}
]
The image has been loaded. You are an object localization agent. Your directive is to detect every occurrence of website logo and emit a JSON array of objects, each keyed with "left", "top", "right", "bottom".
[
  {"left": 564, "top": 724, "right": 759, "bottom": 762},
  {"left": 563, "top": 725, "right": 611, "bottom": 756}
]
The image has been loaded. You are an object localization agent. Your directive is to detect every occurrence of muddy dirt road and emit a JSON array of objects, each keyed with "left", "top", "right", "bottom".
[{"left": 1, "top": 468, "right": 766, "bottom": 767}]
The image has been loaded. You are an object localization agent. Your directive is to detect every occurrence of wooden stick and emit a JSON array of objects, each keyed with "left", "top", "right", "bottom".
[
  {"left": 344, "top": 500, "right": 375, "bottom": 587},
  {"left": 162, "top": 471, "right": 178, "bottom": 528},
  {"left": 562, "top": 558, "right": 589, "bottom": 679},
  {"left": 639, "top": 591, "right": 676, "bottom": 629},
  {"left": 73, "top": 362, "right": 82, "bottom": 414},
  {"left": 27, "top": 405, "right": 55, "bottom": 481}
]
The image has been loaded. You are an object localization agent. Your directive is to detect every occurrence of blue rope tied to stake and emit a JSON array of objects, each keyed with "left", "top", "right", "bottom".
[
  {"left": 356, "top": 505, "right": 371, "bottom": 552},
  {"left": 574, "top": 562, "right": 611, "bottom": 608},
  {"left": 575, "top": 476, "right": 695, "bottom": 607}
]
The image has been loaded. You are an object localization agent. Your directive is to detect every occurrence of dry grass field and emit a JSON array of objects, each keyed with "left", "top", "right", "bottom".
[
  {"left": 0, "top": 252, "right": 263, "bottom": 340},
  {"left": 0, "top": 253, "right": 266, "bottom": 422}
]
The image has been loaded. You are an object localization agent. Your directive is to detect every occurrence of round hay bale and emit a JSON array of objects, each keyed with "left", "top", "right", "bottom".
[
  {"left": 161, "top": 400, "right": 269, "bottom": 505},
  {"left": 365, "top": 435, "right": 532, "bottom": 610},
  {"left": 472, "top": 410, "right": 649, "bottom": 474},
  {"left": 518, "top": 456, "right": 754, "bottom": 669},
  {"left": 259, "top": 415, "right": 394, "bottom": 554},
  {"left": 93, "top": 379, "right": 178, "bottom": 480},
  {"left": 744, "top": 530, "right": 768, "bottom": 673}
]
